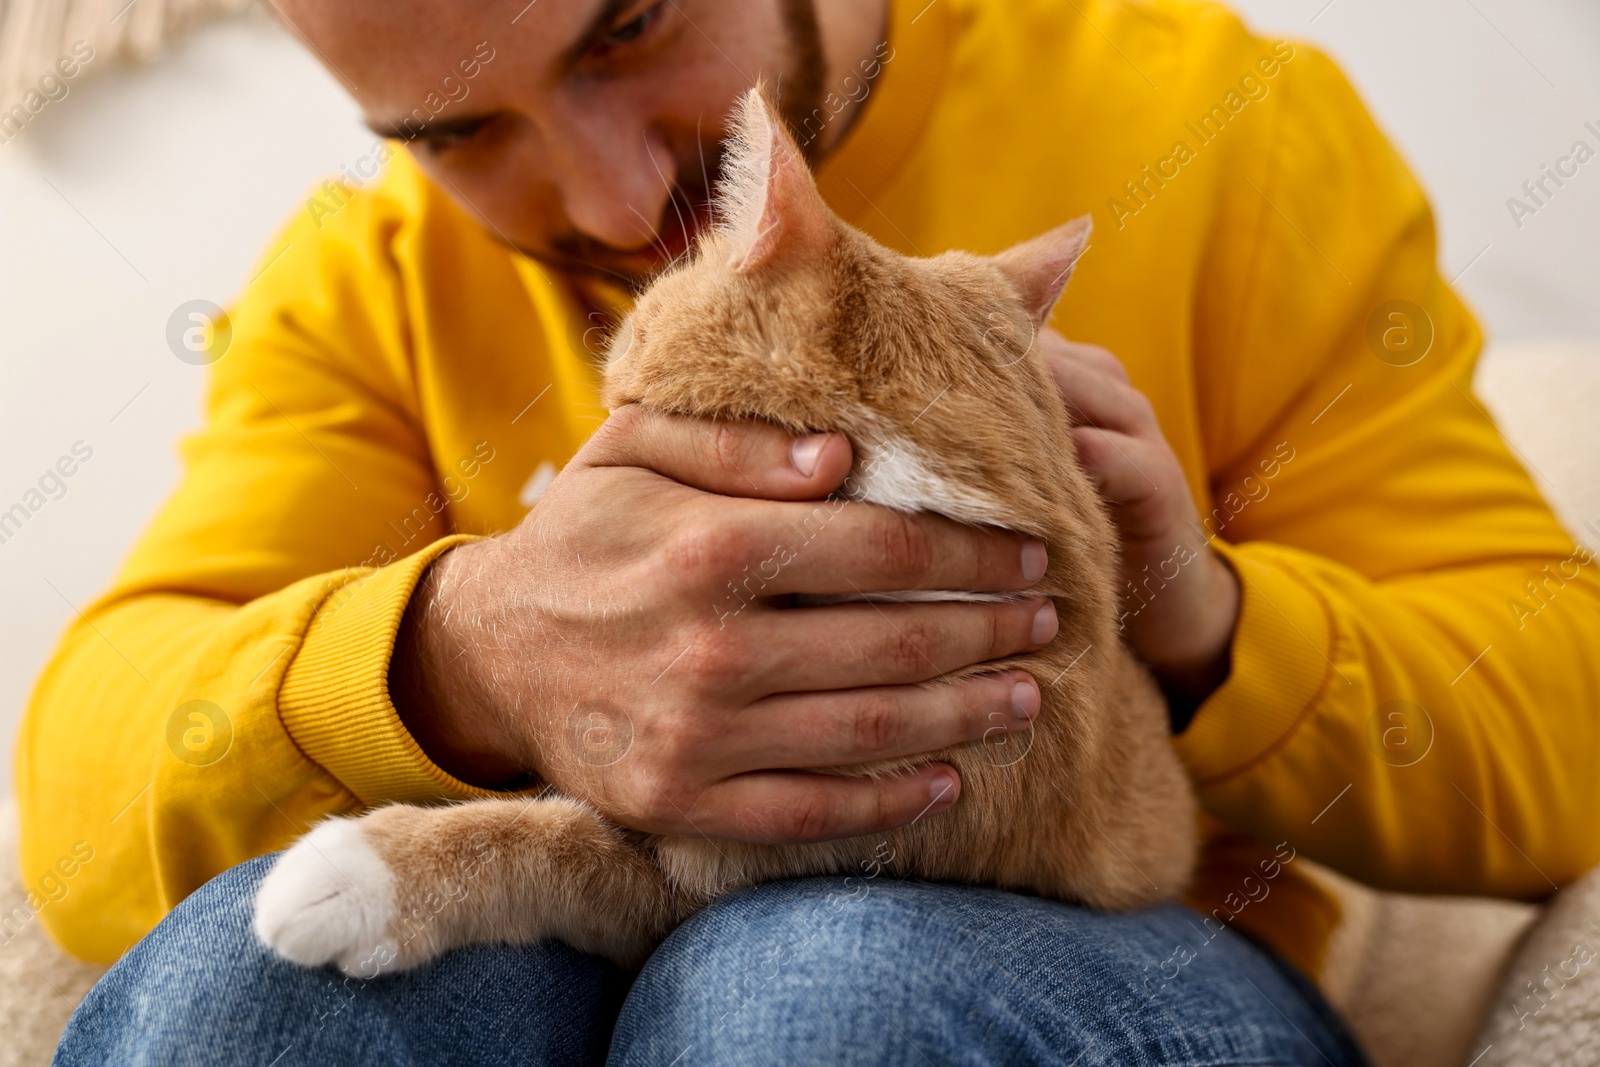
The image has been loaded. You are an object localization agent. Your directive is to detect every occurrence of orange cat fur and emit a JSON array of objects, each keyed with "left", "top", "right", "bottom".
[{"left": 253, "top": 89, "right": 1198, "bottom": 976}]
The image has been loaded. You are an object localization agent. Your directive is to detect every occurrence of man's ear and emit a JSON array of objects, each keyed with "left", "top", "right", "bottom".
[
  {"left": 992, "top": 216, "right": 1093, "bottom": 327},
  {"left": 719, "top": 87, "right": 834, "bottom": 274}
]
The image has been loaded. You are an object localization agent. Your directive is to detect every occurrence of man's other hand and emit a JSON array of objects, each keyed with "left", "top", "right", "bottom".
[{"left": 1038, "top": 328, "right": 1241, "bottom": 708}]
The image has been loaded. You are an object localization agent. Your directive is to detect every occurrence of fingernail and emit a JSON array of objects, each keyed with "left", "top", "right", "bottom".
[
  {"left": 791, "top": 434, "right": 828, "bottom": 477},
  {"left": 1021, "top": 540, "right": 1048, "bottom": 582},
  {"left": 928, "top": 771, "right": 959, "bottom": 809},
  {"left": 1011, "top": 677, "right": 1040, "bottom": 720},
  {"left": 1031, "top": 601, "right": 1059, "bottom": 645}
]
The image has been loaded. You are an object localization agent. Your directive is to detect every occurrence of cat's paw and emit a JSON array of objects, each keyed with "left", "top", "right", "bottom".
[{"left": 253, "top": 818, "right": 403, "bottom": 977}]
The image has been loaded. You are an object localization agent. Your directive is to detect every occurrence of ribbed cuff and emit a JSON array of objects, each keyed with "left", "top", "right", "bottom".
[
  {"left": 279, "top": 534, "right": 501, "bottom": 806},
  {"left": 1174, "top": 541, "right": 1337, "bottom": 786}
]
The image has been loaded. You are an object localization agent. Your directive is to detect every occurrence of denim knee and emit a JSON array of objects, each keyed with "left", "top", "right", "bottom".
[
  {"left": 56, "top": 854, "right": 628, "bottom": 1067},
  {"left": 610, "top": 878, "right": 1065, "bottom": 1066},
  {"left": 610, "top": 876, "right": 1367, "bottom": 1067}
]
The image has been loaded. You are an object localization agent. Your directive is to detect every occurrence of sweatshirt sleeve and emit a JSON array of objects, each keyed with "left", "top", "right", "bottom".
[
  {"left": 1175, "top": 43, "right": 1600, "bottom": 899},
  {"left": 13, "top": 178, "right": 510, "bottom": 963}
]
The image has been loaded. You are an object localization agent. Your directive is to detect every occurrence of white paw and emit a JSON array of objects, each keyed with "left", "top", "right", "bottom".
[{"left": 253, "top": 819, "right": 401, "bottom": 977}]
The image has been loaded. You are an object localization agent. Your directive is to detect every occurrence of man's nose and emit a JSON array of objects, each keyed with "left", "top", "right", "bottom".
[{"left": 548, "top": 116, "right": 676, "bottom": 252}]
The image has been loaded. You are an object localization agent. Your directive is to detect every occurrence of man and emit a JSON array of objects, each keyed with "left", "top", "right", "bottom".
[{"left": 24, "top": 0, "right": 1600, "bottom": 1062}]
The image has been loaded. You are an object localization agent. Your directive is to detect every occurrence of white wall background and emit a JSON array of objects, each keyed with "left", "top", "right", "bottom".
[{"left": 1, "top": 0, "right": 1597, "bottom": 792}]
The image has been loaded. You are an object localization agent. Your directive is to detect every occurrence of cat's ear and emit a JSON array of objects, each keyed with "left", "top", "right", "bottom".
[
  {"left": 719, "top": 87, "right": 833, "bottom": 274},
  {"left": 992, "top": 216, "right": 1093, "bottom": 327}
]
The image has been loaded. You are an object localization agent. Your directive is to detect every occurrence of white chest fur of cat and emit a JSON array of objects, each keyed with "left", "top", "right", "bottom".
[{"left": 253, "top": 89, "right": 1198, "bottom": 978}]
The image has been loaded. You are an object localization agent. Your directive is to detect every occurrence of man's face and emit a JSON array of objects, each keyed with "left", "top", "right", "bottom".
[{"left": 278, "top": 0, "right": 824, "bottom": 290}]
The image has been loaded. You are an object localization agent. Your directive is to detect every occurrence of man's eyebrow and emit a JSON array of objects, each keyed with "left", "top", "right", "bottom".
[{"left": 365, "top": 112, "right": 495, "bottom": 142}]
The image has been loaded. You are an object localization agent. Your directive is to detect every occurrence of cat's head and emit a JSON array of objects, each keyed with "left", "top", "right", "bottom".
[{"left": 603, "top": 88, "right": 1095, "bottom": 536}]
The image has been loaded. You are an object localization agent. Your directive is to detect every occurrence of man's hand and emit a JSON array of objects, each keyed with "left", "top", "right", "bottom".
[
  {"left": 391, "top": 405, "right": 1056, "bottom": 843},
  {"left": 1037, "top": 329, "right": 1241, "bottom": 708}
]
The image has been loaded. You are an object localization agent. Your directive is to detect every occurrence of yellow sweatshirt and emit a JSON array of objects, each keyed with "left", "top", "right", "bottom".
[{"left": 17, "top": 0, "right": 1600, "bottom": 977}]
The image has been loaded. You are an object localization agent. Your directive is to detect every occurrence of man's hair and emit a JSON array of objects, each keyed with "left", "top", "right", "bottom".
[{"left": 777, "top": 0, "right": 826, "bottom": 162}]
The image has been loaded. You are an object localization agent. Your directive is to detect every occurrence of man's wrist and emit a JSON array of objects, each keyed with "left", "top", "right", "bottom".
[
  {"left": 390, "top": 540, "right": 531, "bottom": 789},
  {"left": 1144, "top": 548, "right": 1241, "bottom": 731}
]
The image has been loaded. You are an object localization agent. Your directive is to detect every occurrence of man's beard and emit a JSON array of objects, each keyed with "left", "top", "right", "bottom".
[{"left": 535, "top": 0, "right": 827, "bottom": 295}]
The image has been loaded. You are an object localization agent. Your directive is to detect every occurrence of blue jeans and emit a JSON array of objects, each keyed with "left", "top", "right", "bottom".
[{"left": 55, "top": 855, "right": 1367, "bottom": 1066}]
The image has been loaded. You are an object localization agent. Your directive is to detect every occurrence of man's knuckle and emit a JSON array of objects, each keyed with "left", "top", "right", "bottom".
[
  {"left": 851, "top": 692, "right": 906, "bottom": 753},
  {"left": 707, "top": 420, "right": 749, "bottom": 478},
  {"left": 590, "top": 405, "right": 644, "bottom": 456},
  {"left": 608, "top": 403, "right": 647, "bottom": 434},
  {"left": 639, "top": 774, "right": 696, "bottom": 826},
  {"left": 986, "top": 605, "right": 1008, "bottom": 658},
  {"left": 786, "top": 790, "right": 834, "bottom": 842},
  {"left": 1086, "top": 345, "right": 1128, "bottom": 378},
  {"left": 873, "top": 779, "right": 904, "bottom": 832},
  {"left": 1130, "top": 391, "right": 1157, "bottom": 426},
  {"left": 884, "top": 620, "right": 935, "bottom": 676},
  {"left": 871, "top": 511, "right": 934, "bottom": 582},
  {"left": 684, "top": 628, "right": 752, "bottom": 686},
  {"left": 665, "top": 521, "right": 747, "bottom": 580},
  {"left": 958, "top": 533, "right": 993, "bottom": 588}
]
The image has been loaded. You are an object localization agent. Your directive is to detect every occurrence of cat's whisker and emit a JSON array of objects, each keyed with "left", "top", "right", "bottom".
[
  {"left": 695, "top": 113, "right": 707, "bottom": 184},
  {"left": 624, "top": 203, "right": 691, "bottom": 279},
  {"left": 593, "top": 264, "right": 645, "bottom": 290},
  {"left": 623, "top": 202, "right": 673, "bottom": 260},
  {"left": 616, "top": 188, "right": 683, "bottom": 274},
  {"left": 645, "top": 130, "right": 696, "bottom": 264},
  {"left": 696, "top": 112, "right": 714, "bottom": 205}
]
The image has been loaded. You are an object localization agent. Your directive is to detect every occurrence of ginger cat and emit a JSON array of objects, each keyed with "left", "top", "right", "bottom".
[{"left": 253, "top": 89, "right": 1198, "bottom": 977}]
